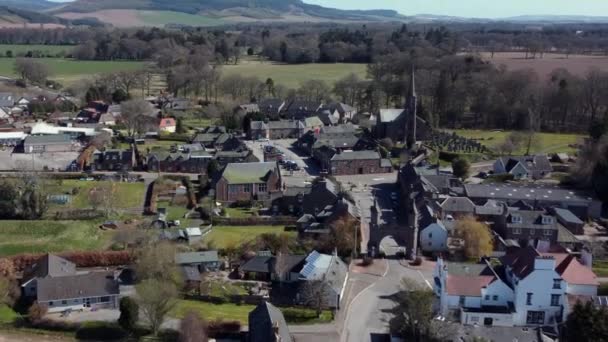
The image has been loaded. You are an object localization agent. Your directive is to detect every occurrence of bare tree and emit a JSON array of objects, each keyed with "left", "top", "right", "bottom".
[
  {"left": 137, "top": 279, "right": 178, "bottom": 336},
  {"left": 115, "top": 70, "right": 144, "bottom": 95},
  {"left": 89, "top": 182, "right": 116, "bottom": 218},
  {"left": 14, "top": 58, "right": 50, "bottom": 85},
  {"left": 135, "top": 242, "right": 181, "bottom": 285},
  {"left": 300, "top": 280, "right": 329, "bottom": 317},
  {"left": 121, "top": 99, "right": 157, "bottom": 137},
  {"left": 179, "top": 311, "right": 208, "bottom": 342}
]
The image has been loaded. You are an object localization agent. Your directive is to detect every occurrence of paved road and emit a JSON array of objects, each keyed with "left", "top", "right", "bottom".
[{"left": 341, "top": 260, "right": 434, "bottom": 342}]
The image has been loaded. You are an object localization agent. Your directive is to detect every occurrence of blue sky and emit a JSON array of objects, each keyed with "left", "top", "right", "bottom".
[{"left": 305, "top": 0, "right": 608, "bottom": 18}]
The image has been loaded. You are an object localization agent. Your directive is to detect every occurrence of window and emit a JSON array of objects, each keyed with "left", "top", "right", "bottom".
[
  {"left": 485, "top": 295, "right": 490, "bottom": 300},
  {"left": 513, "top": 228, "right": 522, "bottom": 235},
  {"left": 511, "top": 214, "right": 522, "bottom": 224},
  {"left": 553, "top": 279, "right": 561, "bottom": 289},
  {"left": 258, "top": 183, "right": 267, "bottom": 193},
  {"left": 459, "top": 296, "right": 465, "bottom": 306},
  {"left": 100, "top": 296, "right": 111, "bottom": 303},
  {"left": 542, "top": 216, "right": 554, "bottom": 225},
  {"left": 493, "top": 295, "right": 498, "bottom": 301},
  {"left": 470, "top": 316, "right": 479, "bottom": 323},
  {"left": 551, "top": 294, "right": 560, "bottom": 306},
  {"left": 48, "top": 301, "right": 53, "bottom": 306},
  {"left": 526, "top": 311, "right": 545, "bottom": 325},
  {"left": 429, "top": 233, "right": 433, "bottom": 238},
  {"left": 526, "top": 293, "right": 533, "bottom": 305},
  {"left": 228, "top": 185, "right": 239, "bottom": 194},
  {"left": 243, "top": 184, "right": 251, "bottom": 193},
  {"left": 543, "top": 229, "right": 552, "bottom": 236},
  {"left": 61, "top": 300, "right": 67, "bottom": 305}
]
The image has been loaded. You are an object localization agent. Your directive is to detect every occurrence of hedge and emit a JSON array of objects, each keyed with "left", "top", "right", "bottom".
[{"left": 8, "top": 250, "right": 134, "bottom": 272}]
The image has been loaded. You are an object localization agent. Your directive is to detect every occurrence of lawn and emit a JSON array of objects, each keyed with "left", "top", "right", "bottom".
[
  {"left": 593, "top": 260, "right": 608, "bottom": 277},
  {"left": 205, "top": 226, "right": 295, "bottom": 249},
  {"left": 157, "top": 201, "right": 190, "bottom": 221},
  {"left": 0, "top": 305, "right": 19, "bottom": 324},
  {"left": 0, "top": 58, "right": 145, "bottom": 83},
  {"left": 171, "top": 300, "right": 332, "bottom": 324},
  {"left": 201, "top": 281, "right": 249, "bottom": 298},
  {"left": 224, "top": 207, "right": 259, "bottom": 218},
  {"left": 222, "top": 60, "right": 368, "bottom": 88},
  {"left": 0, "top": 220, "right": 112, "bottom": 257},
  {"left": 0, "top": 44, "right": 75, "bottom": 56},
  {"left": 47, "top": 179, "right": 145, "bottom": 209},
  {"left": 448, "top": 129, "right": 584, "bottom": 155}
]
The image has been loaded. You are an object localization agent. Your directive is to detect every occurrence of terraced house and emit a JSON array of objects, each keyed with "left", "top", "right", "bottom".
[{"left": 215, "top": 162, "right": 284, "bottom": 204}]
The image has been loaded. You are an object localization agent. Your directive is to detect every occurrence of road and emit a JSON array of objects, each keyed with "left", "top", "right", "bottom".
[{"left": 341, "top": 260, "right": 434, "bottom": 342}]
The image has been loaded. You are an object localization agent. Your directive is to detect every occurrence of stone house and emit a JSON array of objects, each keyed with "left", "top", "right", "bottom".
[
  {"left": 249, "top": 120, "right": 304, "bottom": 140},
  {"left": 92, "top": 149, "right": 137, "bottom": 171},
  {"left": 215, "top": 162, "right": 284, "bottom": 204},
  {"left": 314, "top": 148, "right": 392, "bottom": 175},
  {"left": 147, "top": 151, "right": 212, "bottom": 174},
  {"left": 494, "top": 210, "right": 561, "bottom": 245}
]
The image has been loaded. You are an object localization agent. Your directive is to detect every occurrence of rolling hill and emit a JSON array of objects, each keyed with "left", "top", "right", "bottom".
[
  {"left": 0, "top": 5, "right": 69, "bottom": 28},
  {"left": 47, "top": 0, "right": 404, "bottom": 27}
]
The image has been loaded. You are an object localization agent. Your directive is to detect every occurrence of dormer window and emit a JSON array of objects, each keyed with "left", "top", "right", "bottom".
[
  {"left": 511, "top": 214, "right": 522, "bottom": 224},
  {"left": 541, "top": 216, "right": 554, "bottom": 225}
]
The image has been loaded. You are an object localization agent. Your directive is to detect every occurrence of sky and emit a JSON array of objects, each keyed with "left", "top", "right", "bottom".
[{"left": 304, "top": 0, "right": 608, "bottom": 18}]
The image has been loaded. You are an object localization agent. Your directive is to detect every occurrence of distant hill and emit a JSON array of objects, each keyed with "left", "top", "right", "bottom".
[
  {"left": 46, "top": 0, "right": 404, "bottom": 26},
  {"left": 0, "top": 0, "right": 57, "bottom": 12},
  {"left": 0, "top": 5, "right": 69, "bottom": 27}
]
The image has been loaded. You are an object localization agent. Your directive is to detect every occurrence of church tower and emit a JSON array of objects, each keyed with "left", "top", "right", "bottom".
[{"left": 405, "top": 65, "right": 417, "bottom": 150}]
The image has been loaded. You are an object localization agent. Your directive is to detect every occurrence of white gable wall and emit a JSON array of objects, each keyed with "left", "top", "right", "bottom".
[
  {"left": 420, "top": 223, "right": 448, "bottom": 252},
  {"left": 512, "top": 266, "right": 565, "bottom": 326},
  {"left": 481, "top": 279, "right": 514, "bottom": 307}
]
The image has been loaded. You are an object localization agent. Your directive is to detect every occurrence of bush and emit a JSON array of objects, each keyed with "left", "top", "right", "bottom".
[
  {"left": 29, "top": 318, "right": 80, "bottom": 332},
  {"left": 118, "top": 297, "right": 139, "bottom": 333},
  {"left": 76, "top": 322, "right": 127, "bottom": 340},
  {"left": 438, "top": 151, "right": 460, "bottom": 162},
  {"left": 27, "top": 303, "right": 47, "bottom": 322},
  {"left": 281, "top": 308, "right": 318, "bottom": 323}
]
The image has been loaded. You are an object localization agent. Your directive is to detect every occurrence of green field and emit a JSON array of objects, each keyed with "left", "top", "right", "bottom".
[
  {"left": 205, "top": 226, "right": 295, "bottom": 249},
  {"left": 0, "top": 58, "right": 145, "bottom": 83},
  {"left": 593, "top": 260, "right": 608, "bottom": 277},
  {"left": 48, "top": 179, "right": 145, "bottom": 209},
  {"left": 0, "top": 220, "right": 112, "bottom": 257},
  {"left": 0, "top": 44, "right": 75, "bottom": 56},
  {"left": 222, "top": 61, "right": 368, "bottom": 88},
  {"left": 139, "top": 11, "right": 225, "bottom": 27},
  {"left": 449, "top": 129, "right": 584, "bottom": 155}
]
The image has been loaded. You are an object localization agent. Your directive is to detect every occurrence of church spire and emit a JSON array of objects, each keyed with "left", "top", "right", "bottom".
[
  {"left": 408, "top": 63, "right": 416, "bottom": 99},
  {"left": 405, "top": 64, "right": 417, "bottom": 150}
]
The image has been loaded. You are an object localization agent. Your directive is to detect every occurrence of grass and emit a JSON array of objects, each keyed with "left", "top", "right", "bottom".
[
  {"left": 0, "top": 305, "right": 19, "bottom": 324},
  {"left": 448, "top": 129, "right": 584, "bottom": 155},
  {"left": 181, "top": 117, "right": 216, "bottom": 130},
  {"left": 0, "top": 44, "right": 75, "bottom": 56},
  {"left": 171, "top": 300, "right": 332, "bottom": 324},
  {"left": 202, "top": 281, "right": 249, "bottom": 298},
  {"left": 0, "top": 58, "right": 145, "bottom": 84},
  {"left": 138, "top": 11, "right": 226, "bottom": 27},
  {"left": 157, "top": 201, "right": 190, "bottom": 221},
  {"left": 205, "top": 226, "right": 295, "bottom": 249},
  {"left": 593, "top": 260, "right": 608, "bottom": 277},
  {"left": 0, "top": 220, "right": 113, "bottom": 257},
  {"left": 222, "top": 60, "right": 368, "bottom": 88},
  {"left": 47, "top": 179, "right": 145, "bottom": 209},
  {"left": 224, "top": 207, "right": 258, "bottom": 218}
]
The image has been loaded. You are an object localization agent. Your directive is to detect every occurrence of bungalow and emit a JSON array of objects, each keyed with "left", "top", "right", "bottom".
[
  {"left": 175, "top": 251, "right": 220, "bottom": 272},
  {"left": 240, "top": 252, "right": 306, "bottom": 282},
  {"left": 248, "top": 302, "right": 293, "bottom": 342},
  {"left": 215, "top": 162, "right": 284, "bottom": 204},
  {"left": 159, "top": 118, "right": 177, "bottom": 133},
  {"left": 298, "top": 251, "right": 348, "bottom": 309},
  {"left": 493, "top": 155, "right": 553, "bottom": 180}
]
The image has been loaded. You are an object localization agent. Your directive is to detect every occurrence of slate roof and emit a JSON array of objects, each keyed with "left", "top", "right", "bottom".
[
  {"left": 181, "top": 265, "right": 201, "bottom": 282},
  {"left": 249, "top": 301, "right": 292, "bottom": 342},
  {"left": 241, "top": 255, "right": 273, "bottom": 274},
  {"left": 267, "top": 120, "right": 303, "bottom": 130},
  {"left": 24, "top": 134, "right": 72, "bottom": 145},
  {"left": 192, "top": 133, "right": 220, "bottom": 143},
  {"left": 553, "top": 208, "right": 584, "bottom": 225},
  {"left": 320, "top": 125, "right": 357, "bottom": 135},
  {"left": 23, "top": 254, "right": 76, "bottom": 283},
  {"left": 331, "top": 150, "right": 380, "bottom": 161},
  {"left": 222, "top": 162, "right": 278, "bottom": 184},
  {"left": 498, "top": 155, "right": 553, "bottom": 174},
  {"left": 441, "top": 197, "right": 476, "bottom": 213},
  {"left": 506, "top": 210, "right": 559, "bottom": 231},
  {"left": 175, "top": 251, "right": 219, "bottom": 265},
  {"left": 37, "top": 272, "right": 119, "bottom": 302}
]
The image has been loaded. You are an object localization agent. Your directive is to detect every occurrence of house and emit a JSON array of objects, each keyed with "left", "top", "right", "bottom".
[
  {"left": 495, "top": 210, "right": 561, "bottom": 245},
  {"left": 215, "top": 150, "right": 259, "bottom": 165},
  {"left": 159, "top": 118, "right": 176, "bottom": 133},
  {"left": 92, "top": 149, "right": 136, "bottom": 171},
  {"left": 23, "top": 134, "right": 76, "bottom": 153},
  {"left": 192, "top": 133, "right": 221, "bottom": 148},
  {"left": 213, "top": 133, "right": 242, "bottom": 151},
  {"left": 240, "top": 252, "right": 306, "bottom": 282},
  {"left": 322, "top": 102, "right": 356, "bottom": 123},
  {"left": 215, "top": 162, "right": 283, "bottom": 204},
  {"left": 440, "top": 197, "right": 476, "bottom": 219},
  {"left": 298, "top": 251, "right": 348, "bottom": 309},
  {"left": 248, "top": 302, "right": 293, "bottom": 342},
  {"left": 493, "top": 155, "right": 553, "bottom": 180},
  {"left": 314, "top": 149, "right": 392, "bottom": 175},
  {"left": 434, "top": 246, "right": 599, "bottom": 327},
  {"left": 249, "top": 120, "right": 305, "bottom": 140},
  {"left": 281, "top": 100, "right": 322, "bottom": 120},
  {"left": 147, "top": 151, "right": 211, "bottom": 174},
  {"left": 420, "top": 220, "right": 449, "bottom": 253},
  {"left": 240, "top": 253, "right": 275, "bottom": 281},
  {"left": 0, "top": 92, "right": 15, "bottom": 107},
  {"left": 175, "top": 251, "right": 220, "bottom": 272},
  {"left": 276, "top": 179, "right": 339, "bottom": 216},
  {"left": 317, "top": 111, "right": 339, "bottom": 126},
  {"left": 296, "top": 198, "right": 360, "bottom": 239},
  {"left": 98, "top": 113, "right": 116, "bottom": 126},
  {"left": 551, "top": 208, "right": 585, "bottom": 235},
  {"left": 180, "top": 265, "right": 201, "bottom": 289},
  {"left": 302, "top": 116, "right": 324, "bottom": 134},
  {"left": 163, "top": 98, "right": 194, "bottom": 111},
  {"left": 20, "top": 254, "right": 120, "bottom": 313},
  {"left": 257, "top": 99, "right": 286, "bottom": 119},
  {"left": 463, "top": 184, "right": 602, "bottom": 219},
  {"left": 296, "top": 129, "right": 360, "bottom": 156}
]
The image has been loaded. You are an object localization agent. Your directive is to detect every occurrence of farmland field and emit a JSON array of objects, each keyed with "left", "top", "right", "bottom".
[
  {"left": 447, "top": 129, "right": 584, "bottom": 155},
  {"left": 0, "top": 220, "right": 112, "bottom": 257},
  {"left": 480, "top": 52, "right": 608, "bottom": 80},
  {"left": 0, "top": 58, "right": 145, "bottom": 83},
  {"left": 222, "top": 60, "right": 368, "bottom": 88},
  {"left": 59, "top": 9, "right": 226, "bottom": 28},
  {"left": 0, "top": 44, "right": 75, "bottom": 56},
  {"left": 47, "top": 179, "right": 146, "bottom": 210}
]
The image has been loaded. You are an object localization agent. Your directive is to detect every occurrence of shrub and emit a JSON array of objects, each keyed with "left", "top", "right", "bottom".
[
  {"left": 281, "top": 308, "right": 318, "bottom": 323},
  {"left": 118, "top": 297, "right": 139, "bottom": 333},
  {"left": 29, "top": 318, "right": 80, "bottom": 332},
  {"left": 27, "top": 303, "right": 48, "bottom": 323},
  {"left": 76, "top": 322, "right": 127, "bottom": 340}
]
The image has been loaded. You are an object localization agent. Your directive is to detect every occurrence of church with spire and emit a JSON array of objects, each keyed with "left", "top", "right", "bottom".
[{"left": 375, "top": 66, "right": 430, "bottom": 149}]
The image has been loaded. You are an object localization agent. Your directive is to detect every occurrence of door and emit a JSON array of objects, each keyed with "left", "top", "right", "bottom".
[
  {"left": 358, "top": 167, "right": 364, "bottom": 174},
  {"left": 484, "top": 317, "right": 493, "bottom": 326}
]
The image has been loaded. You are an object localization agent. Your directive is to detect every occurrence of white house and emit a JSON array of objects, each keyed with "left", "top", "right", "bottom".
[
  {"left": 493, "top": 155, "right": 553, "bottom": 180},
  {"left": 434, "top": 246, "right": 599, "bottom": 327},
  {"left": 420, "top": 220, "right": 448, "bottom": 253}
]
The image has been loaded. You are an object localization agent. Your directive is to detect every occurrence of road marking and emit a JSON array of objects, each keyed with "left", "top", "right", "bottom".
[{"left": 418, "top": 270, "right": 433, "bottom": 289}]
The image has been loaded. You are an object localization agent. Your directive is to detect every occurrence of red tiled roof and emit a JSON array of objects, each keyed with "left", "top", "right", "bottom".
[
  {"left": 159, "top": 118, "right": 176, "bottom": 127},
  {"left": 555, "top": 254, "right": 598, "bottom": 286},
  {"left": 446, "top": 275, "right": 495, "bottom": 296}
]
